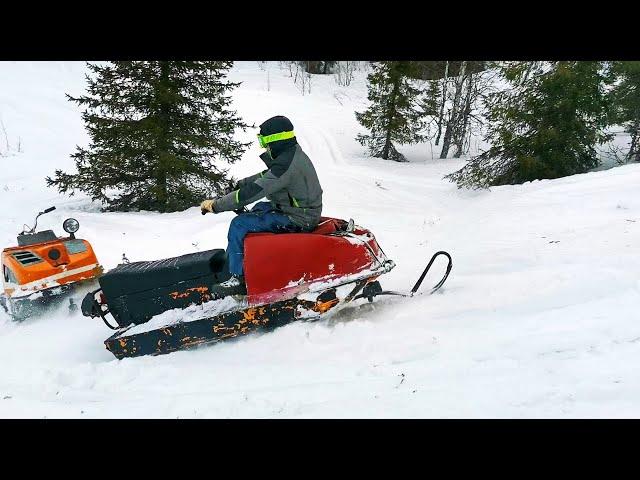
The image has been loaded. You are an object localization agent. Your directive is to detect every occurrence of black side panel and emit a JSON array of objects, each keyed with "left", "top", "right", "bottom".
[{"left": 108, "top": 274, "right": 218, "bottom": 327}]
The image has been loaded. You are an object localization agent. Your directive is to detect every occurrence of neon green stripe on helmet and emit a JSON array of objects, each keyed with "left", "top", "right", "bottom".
[{"left": 257, "top": 130, "right": 295, "bottom": 149}]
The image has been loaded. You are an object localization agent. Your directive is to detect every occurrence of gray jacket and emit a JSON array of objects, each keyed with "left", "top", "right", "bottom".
[{"left": 214, "top": 143, "right": 323, "bottom": 230}]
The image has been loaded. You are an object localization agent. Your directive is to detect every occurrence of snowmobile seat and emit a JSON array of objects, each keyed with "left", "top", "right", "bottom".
[
  {"left": 98, "top": 249, "right": 230, "bottom": 326},
  {"left": 99, "top": 249, "right": 227, "bottom": 298}
]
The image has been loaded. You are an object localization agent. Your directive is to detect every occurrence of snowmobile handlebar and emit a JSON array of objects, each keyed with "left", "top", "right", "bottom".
[
  {"left": 201, "top": 187, "right": 249, "bottom": 215},
  {"left": 201, "top": 207, "right": 248, "bottom": 216},
  {"left": 21, "top": 206, "right": 56, "bottom": 234}
]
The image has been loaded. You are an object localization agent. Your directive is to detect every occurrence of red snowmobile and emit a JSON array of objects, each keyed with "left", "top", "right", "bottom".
[{"left": 81, "top": 215, "right": 451, "bottom": 359}]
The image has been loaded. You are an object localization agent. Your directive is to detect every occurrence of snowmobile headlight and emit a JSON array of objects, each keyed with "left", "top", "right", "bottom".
[{"left": 63, "top": 218, "right": 80, "bottom": 234}]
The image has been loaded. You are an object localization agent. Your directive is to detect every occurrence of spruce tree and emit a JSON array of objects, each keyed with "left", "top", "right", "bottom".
[
  {"left": 355, "top": 62, "right": 424, "bottom": 161},
  {"left": 420, "top": 80, "right": 441, "bottom": 121},
  {"left": 418, "top": 79, "right": 441, "bottom": 143},
  {"left": 446, "top": 61, "right": 612, "bottom": 188},
  {"left": 46, "top": 61, "right": 249, "bottom": 212},
  {"left": 610, "top": 61, "right": 640, "bottom": 163}
]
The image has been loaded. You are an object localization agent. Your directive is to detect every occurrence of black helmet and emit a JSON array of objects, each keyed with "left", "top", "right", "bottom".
[{"left": 259, "top": 115, "right": 294, "bottom": 136}]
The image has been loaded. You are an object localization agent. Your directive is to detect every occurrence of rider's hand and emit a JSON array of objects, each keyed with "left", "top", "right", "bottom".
[{"left": 200, "top": 199, "right": 215, "bottom": 214}]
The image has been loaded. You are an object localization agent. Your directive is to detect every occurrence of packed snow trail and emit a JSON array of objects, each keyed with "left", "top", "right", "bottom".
[{"left": 1, "top": 62, "right": 639, "bottom": 418}]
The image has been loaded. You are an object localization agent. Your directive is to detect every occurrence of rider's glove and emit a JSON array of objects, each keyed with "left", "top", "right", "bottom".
[{"left": 200, "top": 199, "right": 216, "bottom": 214}]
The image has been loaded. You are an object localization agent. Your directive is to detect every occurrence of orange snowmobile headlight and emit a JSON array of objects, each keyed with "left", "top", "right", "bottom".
[{"left": 63, "top": 218, "right": 79, "bottom": 234}]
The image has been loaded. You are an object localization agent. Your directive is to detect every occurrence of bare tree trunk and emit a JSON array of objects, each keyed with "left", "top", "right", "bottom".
[
  {"left": 434, "top": 61, "right": 449, "bottom": 146},
  {"left": 628, "top": 120, "right": 640, "bottom": 162},
  {"left": 440, "top": 61, "right": 467, "bottom": 159},
  {"left": 453, "top": 74, "right": 474, "bottom": 158},
  {"left": 334, "top": 61, "right": 355, "bottom": 86},
  {"left": 0, "top": 118, "right": 9, "bottom": 154}
]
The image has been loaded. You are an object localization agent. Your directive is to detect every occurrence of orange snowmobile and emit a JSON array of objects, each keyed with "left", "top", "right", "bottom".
[{"left": 1, "top": 206, "right": 103, "bottom": 320}]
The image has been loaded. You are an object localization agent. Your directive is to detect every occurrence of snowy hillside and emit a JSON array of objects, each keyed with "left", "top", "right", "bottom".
[{"left": 1, "top": 61, "right": 639, "bottom": 418}]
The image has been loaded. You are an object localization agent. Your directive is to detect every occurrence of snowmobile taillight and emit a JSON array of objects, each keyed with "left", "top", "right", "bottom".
[{"left": 99, "top": 292, "right": 106, "bottom": 305}]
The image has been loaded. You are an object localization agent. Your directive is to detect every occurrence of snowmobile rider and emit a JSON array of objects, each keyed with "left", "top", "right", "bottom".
[{"left": 200, "top": 115, "right": 323, "bottom": 293}]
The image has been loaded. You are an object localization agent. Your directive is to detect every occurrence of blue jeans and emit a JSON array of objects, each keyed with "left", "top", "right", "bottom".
[{"left": 227, "top": 202, "right": 300, "bottom": 275}]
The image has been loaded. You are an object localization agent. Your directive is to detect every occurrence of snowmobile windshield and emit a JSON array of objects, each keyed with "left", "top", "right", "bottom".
[{"left": 257, "top": 130, "right": 295, "bottom": 149}]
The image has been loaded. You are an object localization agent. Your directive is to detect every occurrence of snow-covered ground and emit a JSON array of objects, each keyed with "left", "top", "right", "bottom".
[{"left": 1, "top": 61, "right": 639, "bottom": 418}]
